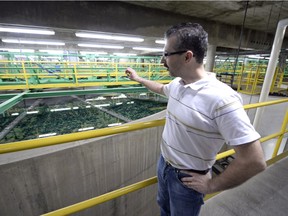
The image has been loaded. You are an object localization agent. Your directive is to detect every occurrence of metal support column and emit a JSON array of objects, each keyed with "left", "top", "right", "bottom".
[
  {"left": 205, "top": 44, "right": 217, "bottom": 72},
  {"left": 253, "top": 18, "right": 288, "bottom": 130}
]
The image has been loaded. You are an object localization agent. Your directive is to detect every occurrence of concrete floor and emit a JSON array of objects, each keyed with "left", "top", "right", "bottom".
[{"left": 200, "top": 156, "right": 288, "bottom": 216}]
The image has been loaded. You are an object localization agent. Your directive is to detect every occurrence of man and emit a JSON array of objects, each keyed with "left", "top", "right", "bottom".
[{"left": 126, "top": 23, "right": 266, "bottom": 216}]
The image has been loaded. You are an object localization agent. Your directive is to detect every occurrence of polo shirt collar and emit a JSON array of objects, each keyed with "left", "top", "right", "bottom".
[{"left": 178, "top": 75, "right": 214, "bottom": 91}]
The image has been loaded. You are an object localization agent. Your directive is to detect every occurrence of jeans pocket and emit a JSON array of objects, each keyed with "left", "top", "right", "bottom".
[
  {"left": 175, "top": 171, "right": 192, "bottom": 188},
  {"left": 175, "top": 171, "right": 203, "bottom": 196}
]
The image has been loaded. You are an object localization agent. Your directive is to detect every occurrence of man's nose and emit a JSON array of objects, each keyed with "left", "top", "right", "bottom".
[{"left": 160, "top": 56, "right": 166, "bottom": 64}]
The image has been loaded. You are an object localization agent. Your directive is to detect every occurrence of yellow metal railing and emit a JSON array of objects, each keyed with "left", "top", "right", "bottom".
[
  {"left": 1, "top": 60, "right": 287, "bottom": 94},
  {"left": 1, "top": 99, "right": 287, "bottom": 215},
  {"left": 0, "top": 60, "right": 170, "bottom": 90},
  {"left": 1, "top": 99, "right": 287, "bottom": 154},
  {"left": 215, "top": 63, "right": 287, "bottom": 95},
  {"left": 41, "top": 99, "right": 288, "bottom": 216},
  {"left": 0, "top": 119, "right": 165, "bottom": 154}
]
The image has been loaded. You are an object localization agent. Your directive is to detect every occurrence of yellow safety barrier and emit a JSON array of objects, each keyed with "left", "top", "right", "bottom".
[
  {"left": 0, "top": 119, "right": 165, "bottom": 154},
  {"left": 0, "top": 60, "right": 171, "bottom": 90},
  {"left": 215, "top": 63, "right": 287, "bottom": 95},
  {"left": 42, "top": 177, "right": 158, "bottom": 216},
  {"left": 1, "top": 98, "right": 287, "bottom": 215},
  {"left": 41, "top": 109, "right": 288, "bottom": 216},
  {"left": 1, "top": 59, "right": 287, "bottom": 95},
  {"left": 1, "top": 99, "right": 287, "bottom": 154}
]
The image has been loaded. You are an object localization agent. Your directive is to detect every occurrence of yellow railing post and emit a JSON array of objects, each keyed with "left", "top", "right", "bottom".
[
  {"left": 252, "top": 66, "right": 260, "bottom": 94},
  {"left": 115, "top": 62, "right": 118, "bottom": 82},
  {"left": 64, "top": 62, "right": 68, "bottom": 79},
  {"left": 148, "top": 64, "right": 151, "bottom": 80},
  {"left": 237, "top": 63, "right": 245, "bottom": 92},
  {"left": 245, "top": 69, "right": 251, "bottom": 91},
  {"left": 272, "top": 110, "right": 288, "bottom": 157},
  {"left": 73, "top": 63, "right": 79, "bottom": 86},
  {"left": 21, "top": 61, "right": 29, "bottom": 88}
]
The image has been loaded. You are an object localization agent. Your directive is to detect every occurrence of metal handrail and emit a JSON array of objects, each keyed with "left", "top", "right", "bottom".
[
  {"left": 41, "top": 132, "right": 288, "bottom": 216},
  {"left": 1, "top": 99, "right": 287, "bottom": 215},
  {"left": 0, "top": 60, "right": 170, "bottom": 90},
  {"left": 1, "top": 98, "right": 287, "bottom": 154},
  {"left": 41, "top": 106, "right": 288, "bottom": 216}
]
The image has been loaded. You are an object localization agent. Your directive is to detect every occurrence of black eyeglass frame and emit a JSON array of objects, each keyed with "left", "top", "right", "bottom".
[{"left": 163, "top": 50, "right": 188, "bottom": 57}]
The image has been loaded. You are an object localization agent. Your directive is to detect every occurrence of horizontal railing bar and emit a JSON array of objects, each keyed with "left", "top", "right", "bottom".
[
  {"left": 215, "top": 131, "right": 287, "bottom": 161},
  {"left": 41, "top": 176, "right": 158, "bottom": 216},
  {"left": 0, "top": 119, "right": 165, "bottom": 154},
  {"left": 0, "top": 87, "right": 148, "bottom": 100},
  {"left": 0, "top": 99, "right": 287, "bottom": 154},
  {"left": 1, "top": 97, "right": 286, "bottom": 215},
  {"left": 41, "top": 142, "right": 288, "bottom": 216},
  {"left": 244, "top": 98, "right": 288, "bottom": 109},
  {"left": 205, "top": 150, "right": 288, "bottom": 201}
]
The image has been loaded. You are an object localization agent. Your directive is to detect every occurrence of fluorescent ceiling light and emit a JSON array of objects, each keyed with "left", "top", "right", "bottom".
[
  {"left": 155, "top": 39, "right": 165, "bottom": 44},
  {"left": 247, "top": 55, "right": 264, "bottom": 59},
  {"left": 78, "top": 43, "right": 124, "bottom": 49},
  {"left": 0, "top": 27, "right": 55, "bottom": 35},
  {"left": 113, "top": 53, "right": 137, "bottom": 56},
  {"left": 2, "top": 39, "right": 65, "bottom": 46},
  {"left": 39, "top": 49, "right": 64, "bottom": 54},
  {"left": 0, "top": 48, "right": 34, "bottom": 52},
  {"left": 132, "top": 47, "right": 163, "bottom": 52},
  {"left": 76, "top": 32, "right": 144, "bottom": 42},
  {"left": 80, "top": 51, "right": 108, "bottom": 55}
]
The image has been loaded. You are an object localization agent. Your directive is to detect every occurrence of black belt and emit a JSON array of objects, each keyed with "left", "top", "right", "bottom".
[{"left": 165, "top": 160, "right": 210, "bottom": 175}]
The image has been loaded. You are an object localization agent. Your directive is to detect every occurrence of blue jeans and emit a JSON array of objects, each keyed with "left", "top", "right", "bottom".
[{"left": 157, "top": 155, "right": 204, "bottom": 216}]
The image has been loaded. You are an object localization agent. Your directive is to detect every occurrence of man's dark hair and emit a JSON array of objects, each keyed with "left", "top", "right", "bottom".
[{"left": 165, "top": 23, "right": 208, "bottom": 64}]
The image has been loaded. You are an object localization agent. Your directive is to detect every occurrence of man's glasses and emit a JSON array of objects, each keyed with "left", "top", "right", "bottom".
[{"left": 163, "top": 50, "right": 187, "bottom": 57}]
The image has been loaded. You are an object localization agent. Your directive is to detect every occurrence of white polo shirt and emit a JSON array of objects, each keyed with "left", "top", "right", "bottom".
[{"left": 161, "top": 75, "right": 260, "bottom": 170}]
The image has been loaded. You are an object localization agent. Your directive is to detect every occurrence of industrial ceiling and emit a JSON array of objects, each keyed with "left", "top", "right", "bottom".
[{"left": 0, "top": 1, "right": 287, "bottom": 56}]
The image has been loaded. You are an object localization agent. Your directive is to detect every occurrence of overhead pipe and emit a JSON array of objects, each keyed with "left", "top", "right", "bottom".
[{"left": 253, "top": 18, "right": 288, "bottom": 130}]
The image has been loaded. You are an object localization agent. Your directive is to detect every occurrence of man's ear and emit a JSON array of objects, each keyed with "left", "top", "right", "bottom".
[{"left": 185, "top": 51, "right": 194, "bottom": 62}]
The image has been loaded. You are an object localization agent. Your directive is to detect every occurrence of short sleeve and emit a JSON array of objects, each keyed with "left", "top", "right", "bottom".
[{"left": 214, "top": 95, "right": 261, "bottom": 146}]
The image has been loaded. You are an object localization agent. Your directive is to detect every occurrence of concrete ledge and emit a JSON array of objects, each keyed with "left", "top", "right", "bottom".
[{"left": 0, "top": 111, "right": 165, "bottom": 216}]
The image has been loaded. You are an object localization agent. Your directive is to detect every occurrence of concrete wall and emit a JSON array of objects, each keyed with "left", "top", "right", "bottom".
[{"left": 0, "top": 113, "right": 164, "bottom": 216}]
